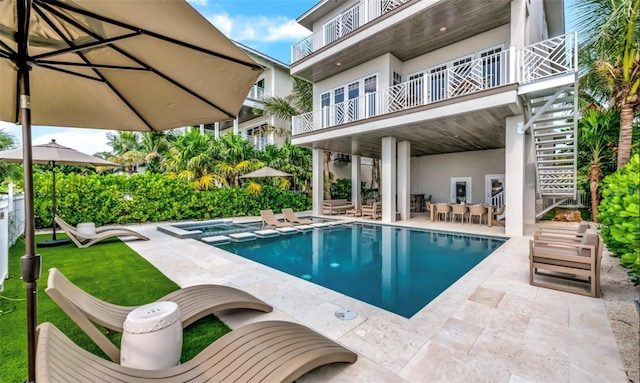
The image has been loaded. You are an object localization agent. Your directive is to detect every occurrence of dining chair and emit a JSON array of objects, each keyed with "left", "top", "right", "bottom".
[
  {"left": 435, "top": 203, "right": 452, "bottom": 222},
  {"left": 451, "top": 204, "right": 468, "bottom": 223},
  {"left": 468, "top": 205, "right": 488, "bottom": 225}
]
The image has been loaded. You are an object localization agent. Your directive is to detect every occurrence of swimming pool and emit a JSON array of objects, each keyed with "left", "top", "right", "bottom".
[{"left": 217, "top": 223, "right": 505, "bottom": 318}]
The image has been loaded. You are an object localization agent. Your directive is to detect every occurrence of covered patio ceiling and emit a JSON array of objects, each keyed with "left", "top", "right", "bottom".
[{"left": 297, "top": 105, "right": 514, "bottom": 159}]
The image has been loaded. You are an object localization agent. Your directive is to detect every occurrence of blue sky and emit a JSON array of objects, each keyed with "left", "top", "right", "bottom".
[{"left": 1, "top": 0, "right": 318, "bottom": 155}]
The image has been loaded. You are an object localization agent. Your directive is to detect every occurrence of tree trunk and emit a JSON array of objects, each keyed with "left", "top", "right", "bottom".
[
  {"left": 617, "top": 103, "right": 634, "bottom": 169},
  {"left": 323, "top": 150, "right": 331, "bottom": 200},
  {"left": 589, "top": 158, "right": 602, "bottom": 222}
]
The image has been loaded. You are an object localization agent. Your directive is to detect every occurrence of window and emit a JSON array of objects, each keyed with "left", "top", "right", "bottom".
[
  {"left": 408, "top": 73, "right": 424, "bottom": 106},
  {"left": 347, "top": 81, "right": 360, "bottom": 122},
  {"left": 364, "top": 75, "right": 377, "bottom": 117},
  {"left": 321, "top": 92, "right": 331, "bottom": 127},
  {"left": 479, "top": 45, "right": 504, "bottom": 87},
  {"left": 334, "top": 87, "right": 345, "bottom": 125},
  {"left": 428, "top": 65, "right": 447, "bottom": 102}
]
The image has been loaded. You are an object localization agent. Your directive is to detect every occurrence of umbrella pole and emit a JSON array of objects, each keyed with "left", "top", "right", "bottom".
[
  {"left": 51, "top": 162, "right": 57, "bottom": 240},
  {"left": 17, "top": 1, "right": 40, "bottom": 382}
]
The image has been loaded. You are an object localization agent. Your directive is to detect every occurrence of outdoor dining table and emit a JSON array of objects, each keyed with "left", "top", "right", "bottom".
[{"left": 429, "top": 203, "right": 494, "bottom": 226}]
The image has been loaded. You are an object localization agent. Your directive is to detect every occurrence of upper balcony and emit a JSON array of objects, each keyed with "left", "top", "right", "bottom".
[
  {"left": 291, "top": 0, "right": 512, "bottom": 82},
  {"left": 292, "top": 34, "right": 577, "bottom": 137}
]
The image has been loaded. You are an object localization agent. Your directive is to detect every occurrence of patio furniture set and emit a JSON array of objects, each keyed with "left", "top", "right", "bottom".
[{"left": 426, "top": 201, "right": 505, "bottom": 227}]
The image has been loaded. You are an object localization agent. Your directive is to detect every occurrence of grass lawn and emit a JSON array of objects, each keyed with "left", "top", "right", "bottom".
[{"left": 0, "top": 234, "right": 230, "bottom": 382}]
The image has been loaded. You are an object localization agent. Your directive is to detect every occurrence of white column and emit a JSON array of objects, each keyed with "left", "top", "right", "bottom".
[
  {"left": 524, "top": 132, "right": 536, "bottom": 234},
  {"left": 351, "top": 154, "right": 361, "bottom": 207},
  {"left": 381, "top": 136, "right": 396, "bottom": 222},
  {"left": 397, "top": 141, "right": 410, "bottom": 220},
  {"left": 233, "top": 118, "right": 239, "bottom": 135},
  {"left": 199, "top": 124, "right": 205, "bottom": 134},
  {"left": 505, "top": 115, "right": 525, "bottom": 236},
  {"left": 214, "top": 122, "right": 220, "bottom": 139},
  {"left": 312, "top": 148, "right": 324, "bottom": 216}
]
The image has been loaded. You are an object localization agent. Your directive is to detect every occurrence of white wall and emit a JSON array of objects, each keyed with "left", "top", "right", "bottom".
[
  {"left": 411, "top": 149, "right": 505, "bottom": 204},
  {"left": 402, "top": 25, "right": 510, "bottom": 75},
  {"left": 330, "top": 159, "right": 373, "bottom": 187}
]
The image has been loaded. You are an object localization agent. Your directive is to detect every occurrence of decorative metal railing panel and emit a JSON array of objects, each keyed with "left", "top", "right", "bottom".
[
  {"left": 291, "top": 0, "right": 411, "bottom": 63},
  {"left": 292, "top": 35, "right": 577, "bottom": 135},
  {"left": 293, "top": 50, "right": 508, "bottom": 133},
  {"left": 520, "top": 33, "right": 578, "bottom": 84}
]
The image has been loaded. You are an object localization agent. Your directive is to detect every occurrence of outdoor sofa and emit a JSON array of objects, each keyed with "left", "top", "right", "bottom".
[{"left": 322, "top": 199, "right": 354, "bottom": 215}]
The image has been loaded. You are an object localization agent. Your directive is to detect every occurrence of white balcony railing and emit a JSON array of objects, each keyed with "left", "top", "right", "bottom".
[
  {"left": 519, "top": 33, "right": 578, "bottom": 84},
  {"left": 292, "top": 34, "right": 578, "bottom": 135},
  {"left": 291, "top": 0, "right": 411, "bottom": 63},
  {"left": 246, "top": 85, "right": 270, "bottom": 101},
  {"left": 250, "top": 134, "right": 269, "bottom": 151}
]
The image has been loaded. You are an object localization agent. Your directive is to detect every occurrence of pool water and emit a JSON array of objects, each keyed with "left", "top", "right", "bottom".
[
  {"left": 180, "top": 222, "right": 261, "bottom": 236},
  {"left": 218, "top": 223, "right": 505, "bottom": 318}
]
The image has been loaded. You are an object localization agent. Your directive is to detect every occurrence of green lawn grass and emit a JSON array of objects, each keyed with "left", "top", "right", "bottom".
[{"left": 0, "top": 234, "right": 230, "bottom": 382}]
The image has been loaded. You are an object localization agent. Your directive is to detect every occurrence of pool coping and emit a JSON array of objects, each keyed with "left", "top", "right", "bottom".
[{"left": 125, "top": 216, "right": 628, "bottom": 382}]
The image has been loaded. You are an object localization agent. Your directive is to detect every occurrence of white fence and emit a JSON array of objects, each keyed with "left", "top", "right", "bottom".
[{"left": 1, "top": 185, "right": 25, "bottom": 291}]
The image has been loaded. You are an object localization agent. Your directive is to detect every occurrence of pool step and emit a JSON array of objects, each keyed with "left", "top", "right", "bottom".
[
  {"left": 228, "top": 232, "right": 258, "bottom": 242},
  {"left": 201, "top": 235, "right": 231, "bottom": 245},
  {"left": 276, "top": 227, "right": 298, "bottom": 235},
  {"left": 254, "top": 229, "right": 280, "bottom": 238},
  {"left": 294, "top": 225, "right": 314, "bottom": 232}
]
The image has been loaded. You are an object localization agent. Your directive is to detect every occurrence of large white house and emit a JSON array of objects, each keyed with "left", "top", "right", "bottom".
[
  {"left": 289, "top": 0, "right": 578, "bottom": 236},
  {"left": 203, "top": 42, "right": 294, "bottom": 150}
]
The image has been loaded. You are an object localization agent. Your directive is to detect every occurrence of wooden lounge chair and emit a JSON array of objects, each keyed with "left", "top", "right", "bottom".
[
  {"left": 54, "top": 215, "right": 149, "bottom": 248},
  {"left": 361, "top": 202, "right": 381, "bottom": 220},
  {"left": 529, "top": 228, "right": 602, "bottom": 297},
  {"left": 36, "top": 320, "right": 357, "bottom": 383},
  {"left": 260, "top": 209, "right": 294, "bottom": 228},
  {"left": 45, "top": 268, "right": 273, "bottom": 362},
  {"left": 282, "top": 208, "right": 313, "bottom": 224}
]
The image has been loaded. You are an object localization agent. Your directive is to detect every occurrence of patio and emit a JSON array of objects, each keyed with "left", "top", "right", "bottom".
[{"left": 124, "top": 216, "right": 629, "bottom": 382}]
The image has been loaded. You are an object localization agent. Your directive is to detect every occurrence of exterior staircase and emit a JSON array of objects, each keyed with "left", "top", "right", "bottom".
[{"left": 520, "top": 80, "right": 579, "bottom": 219}]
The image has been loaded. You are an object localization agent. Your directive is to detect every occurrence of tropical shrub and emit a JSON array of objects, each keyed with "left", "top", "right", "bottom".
[
  {"left": 331, "top": 178, "right": 352, "bottom": 200},
  {"left": 597, "top": 154, "right": 640, "bottom": 284},
  {"left": 33, "top": 173, "right": 311, "bottom": 227}
]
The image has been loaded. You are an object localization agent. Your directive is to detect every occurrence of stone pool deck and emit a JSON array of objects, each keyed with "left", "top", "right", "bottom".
[{"left": 124, "top": 216, "right": 628, "bottom": 382}]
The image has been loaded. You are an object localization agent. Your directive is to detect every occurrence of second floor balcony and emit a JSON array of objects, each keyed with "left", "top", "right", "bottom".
[{"left": 292, "top": 34, "right": 577, "bottom": 136}]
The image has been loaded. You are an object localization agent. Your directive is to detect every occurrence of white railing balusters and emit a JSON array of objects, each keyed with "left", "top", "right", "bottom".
[
  {"left": 292, "top": 0, "right": 411, "bottom": 63},
  {"left": 291, "top": 34, "right": 577, "bottom": 136}
]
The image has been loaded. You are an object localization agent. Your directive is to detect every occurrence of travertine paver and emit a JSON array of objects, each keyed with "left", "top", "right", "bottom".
[{"left": 124, "top": 216, "right": 628, "bottom": 382}]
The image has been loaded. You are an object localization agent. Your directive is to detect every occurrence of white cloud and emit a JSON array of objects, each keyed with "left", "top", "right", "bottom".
[
  {"left": 0, "top": 121, "right": 23, "bottom": 146},
  {"left": 0, "top": 123, "right": 112, "bottom": 155},
  {"left": 32, "top": 128, "right": 114, "bottom": 156},
  {"left": 206, "top": 13, "right": 310, "bottom": 43},
  {"left": 186, "top": 0, "right": 208, "bottom": 7}
]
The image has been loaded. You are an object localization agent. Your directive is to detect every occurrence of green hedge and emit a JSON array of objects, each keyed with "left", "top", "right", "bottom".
[
  {"left": 597, "top": 154, "right": 640, "bottom": 285},
  {"left": 33, "top": 173, "right": 311, "bottom": 227}
]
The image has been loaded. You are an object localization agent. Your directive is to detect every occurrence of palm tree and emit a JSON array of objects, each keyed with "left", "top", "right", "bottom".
[
  {"left": 574, "top": 0, "right": 640, "bottom": 168},
  {"left": 577, "top": 108, "right": 620, "bottom": 221},
  {"left": 262, "top": 78, "right": 333, "bottom": 197},
  {"left": 139, "top": 131, "right": 175, "bottom": 174},
  {"left": 106, "top": 131, "right": 145, "bottom": 174}
]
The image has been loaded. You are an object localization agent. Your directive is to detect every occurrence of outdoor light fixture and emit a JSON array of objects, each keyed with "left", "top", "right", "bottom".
[{"left": 440, "top": 26, "right": 447, "bottom": 32}]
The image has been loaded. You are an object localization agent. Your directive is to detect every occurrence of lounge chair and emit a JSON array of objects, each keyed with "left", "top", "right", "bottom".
[
  {"left": 260, "top": 209, "right": 294, "bottom": 228},
  {"left": 54, "top": 215, "right": 149, "bottom": 248},
  {"left": 529, "top": 228, "right": 602, "bottom": 297},
  {"left": 36, "top": 320, "right": 357, "bottom": 383},
  {"left": 361, "top": 202, "right": 381, "bottom": 220},
  {"left": 45, "top": 268, "right": 273, "bottom": 362},
  {"left": 492, "top": 204, "right": 505, "bottom": 226},
  {"left": 282, "top": 208, "right": 313, "bottom": 224}
]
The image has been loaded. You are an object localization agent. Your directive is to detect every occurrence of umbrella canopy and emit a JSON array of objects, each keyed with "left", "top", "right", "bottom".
[
  {"left": 240, "top": 166, "right": 292, "bottom": 178},
  {"left": 0, "top": 139, "right": 117, "bottom": 245},
  {"left": 0, "top": 139, "right": 116, "bottom": 167},
  {"left": 0, "top": 0, "right": 263, "bottom": 130},
  {"left": 0, "top": 1, "right": 263, "bottom": 380}
]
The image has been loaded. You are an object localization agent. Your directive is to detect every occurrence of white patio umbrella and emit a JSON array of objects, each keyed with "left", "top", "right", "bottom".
[
  {"left": 240, "top": 166, "right": 293, "bottom": 179},
  {"left": 0, "top": 1, "right": 262, "bottom": 380},
  {"left": 0, "top": 139, "right": 117, "bottom": 246}
]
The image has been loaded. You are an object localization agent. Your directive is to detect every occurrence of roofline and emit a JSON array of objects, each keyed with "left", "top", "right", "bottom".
[
  {"left": 296, "top": 0, "right": 328, "bottom": 30},
  {"left": 232, "top": 40, "right": 290, "bottom": 70}
]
